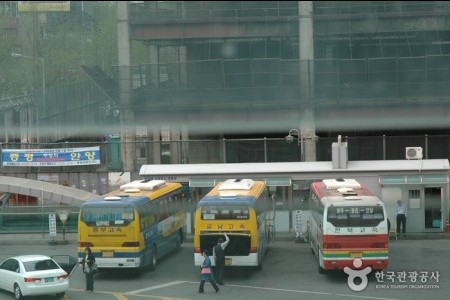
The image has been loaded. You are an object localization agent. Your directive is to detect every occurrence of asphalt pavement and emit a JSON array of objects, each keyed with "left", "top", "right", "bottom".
[{"left": 1, "top": 231, "right": 450, "bottom": 245}]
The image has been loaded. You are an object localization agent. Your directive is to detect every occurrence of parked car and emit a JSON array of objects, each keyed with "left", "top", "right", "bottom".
[{"left": 0, "top": 255, "right": 70, "bottom": 299}]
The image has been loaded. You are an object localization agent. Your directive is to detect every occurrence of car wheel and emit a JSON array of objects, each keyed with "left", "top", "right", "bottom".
[
  {"left": 56, "top": 292, "right": 66, "bottom": 298},
  {"left": 14, "top": 284, "right": 23, "bottom": 300}
]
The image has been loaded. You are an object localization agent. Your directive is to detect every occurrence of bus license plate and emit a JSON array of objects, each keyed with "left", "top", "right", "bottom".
[
  {"left": 45, "top": 277, "right": 54, "bottom": 283},
  {"left": 225, "top": 258, "right": 232, "bottom": 266},
  {"left": 102, "top": 251, "right": 114, "bottom": 257},
  {"left": 350, "top": 252, "right": 362, "bottom": 258}
]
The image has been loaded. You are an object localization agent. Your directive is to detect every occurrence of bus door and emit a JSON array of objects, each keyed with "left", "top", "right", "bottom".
[{"left": 266, "top": 194, "right": 276, "bottom": 243}]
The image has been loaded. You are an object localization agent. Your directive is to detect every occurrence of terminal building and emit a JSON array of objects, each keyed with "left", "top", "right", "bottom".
[
  {"left": 0, "top": 2, "right": 449, "bottom": 235},
  {"left": 1, "top": 1, "right": 450, "bottom": 168},
  {"left": 138, "top": 141, "right": 449, "bottom": 235}
]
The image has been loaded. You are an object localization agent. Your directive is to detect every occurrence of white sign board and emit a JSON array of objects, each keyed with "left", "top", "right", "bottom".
[
  {"left": 294, "top": 210, "right": 302, "bottom": 238},
  {"left": 58, "top": 210, "right": 68, "bottom": 223},
  {"left": 49, "top": 213, "right": 57, "bottom": 237}
]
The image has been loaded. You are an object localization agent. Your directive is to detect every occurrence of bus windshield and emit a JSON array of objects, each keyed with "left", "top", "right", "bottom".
[
  {"left": 327, "top": 206, "right": 384, "bottom": 227},
  {"left": 201, "top": 205, "right": 249, "bottom": 220},
  {"left": 81, "top": 207, "right": 135, "bottom": 226}
]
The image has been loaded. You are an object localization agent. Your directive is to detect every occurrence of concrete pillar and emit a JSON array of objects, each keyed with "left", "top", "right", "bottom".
[
  {"left": 117, "top": 2, "right": 135, "bottom": 171},
  {"left": 20, "top": 108, "right": 30, "bottom": 144},
  {"left": 4, "top": 111, "right": 12, "bottom": 143},
  {"left": 179, "top": 46, "right": 187, "bottom": 88},
  {"left": 147, "top": 44, "right": 159, "bottom": 88},
  {"left": 167, "top": 46, "right": 179, "bottom": 88},
  {"left": 181, "top": 125, "right": 189, "bottom": 163},
  {"left": 170, "top": 128, "right": 180, "bottom": 164},
  {"left": 298, "top": 1, "right": 316, "bottom": 162},
  {"left": 152, "top": 127, "right": 161, "bottom": 164}
]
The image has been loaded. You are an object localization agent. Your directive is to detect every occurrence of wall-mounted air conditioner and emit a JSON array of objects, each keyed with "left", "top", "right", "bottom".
[{"left": 405, "top": 147, "right": 423, "bottom": 160}]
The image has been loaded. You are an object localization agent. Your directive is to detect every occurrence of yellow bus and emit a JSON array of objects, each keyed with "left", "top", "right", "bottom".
[
  {"left": 194, "top": 179, "right": 275, "bottom": 269},
  {"left": 77, "top": 180, "right": 186, "bottom": 270}
]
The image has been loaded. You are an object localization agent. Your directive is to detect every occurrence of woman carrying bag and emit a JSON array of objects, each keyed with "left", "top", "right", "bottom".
[
  {"left": 198, "top": 250, "right": 220, "bottom": 293},
  {"left": 80, "top": 247, "right": 96, "bottom": 292}
]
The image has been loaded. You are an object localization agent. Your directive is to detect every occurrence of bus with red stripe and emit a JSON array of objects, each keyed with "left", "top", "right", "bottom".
[{"left": 307, "top": 178, "right": 389, "bottom": 273}]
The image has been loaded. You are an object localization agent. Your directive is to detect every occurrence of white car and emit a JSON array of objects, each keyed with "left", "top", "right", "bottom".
[{"left": 0, "top": 255, "right": 70, "bottom": 299}]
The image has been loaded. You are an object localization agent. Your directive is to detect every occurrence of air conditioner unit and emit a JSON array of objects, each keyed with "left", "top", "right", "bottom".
[{"left": 405, "top": 147, "right": 423, "bottom": 160}]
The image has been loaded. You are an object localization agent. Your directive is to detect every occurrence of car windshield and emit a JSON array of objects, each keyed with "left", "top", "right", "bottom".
[{"left": 23, "top": 259, "right": 60, "bottom": 272}]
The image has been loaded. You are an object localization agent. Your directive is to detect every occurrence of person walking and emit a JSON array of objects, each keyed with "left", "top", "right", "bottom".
[
  {"left": 213, "top": 233, "right": 229, "bottom": 285},
  {"left": 396, "top": 200, "right": 407, "bottom": 238},
  {"left": 198, "top": 250, "right": 220, "bottom": 293},
  {"left": 80, "top": 247, "right": 96, "bottom": 292}
]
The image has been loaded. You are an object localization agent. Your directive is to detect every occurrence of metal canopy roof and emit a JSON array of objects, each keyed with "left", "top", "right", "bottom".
[
  {"left": 0, "top": 176, "right": 98, "bottom": 206},
  {"left": 140, "top": 159, "right": 450, "bottom": 177}
]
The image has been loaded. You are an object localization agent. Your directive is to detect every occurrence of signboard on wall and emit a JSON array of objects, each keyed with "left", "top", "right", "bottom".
[
  {"left": 18, "top": 1, "right": 70, "bottom": 12},
  {"left": 1, "top": 146, "right": 100, "bottom": 167}
]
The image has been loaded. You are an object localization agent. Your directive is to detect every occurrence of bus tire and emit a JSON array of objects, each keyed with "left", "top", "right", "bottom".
[
  {"left": 319, "top": 265, "right": 326, "bottom": 274},
  {"left": 318, "top": 248, "right": 326, "bottom": 274},
  {"left": 149, "top": 245, "right": 157, "bottom": 270},
  {"left": 255, "top": 252, "right": 263, "bottom": 270},
  {"left": 176, "top": 230, "right": 182, "bottom": 251}
]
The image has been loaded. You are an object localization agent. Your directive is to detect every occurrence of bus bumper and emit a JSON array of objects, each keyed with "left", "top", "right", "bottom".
[
  {"left": 324, "top": 258, "right": 388, "bottom": 271},
  {"left": 80, "top": 257, "right": 142, "bottom": 268},
  {"left": 194, "top": 253, "right": 259, "bottom": 267}
]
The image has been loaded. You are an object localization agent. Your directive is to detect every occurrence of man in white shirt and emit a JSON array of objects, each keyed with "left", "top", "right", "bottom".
[{"left": 396, "top": 200, "right": 407, "bottom": 238}]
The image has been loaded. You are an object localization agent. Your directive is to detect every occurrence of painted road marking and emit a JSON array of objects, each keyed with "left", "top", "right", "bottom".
[
  {"left": 125, "top": 280, "right": 186, "bottom": 294},
  {"left": 183, "top": 281, "right": 401, "bottom": 300},
  {"left": 74, "top": 280, "right": 401, "bottom": 300},
  {"left": 70, "top": 288, "right": 190, "bottom": 300}
]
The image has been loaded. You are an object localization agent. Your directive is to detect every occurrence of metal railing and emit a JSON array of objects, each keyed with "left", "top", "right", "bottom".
[
  {"left": 0, "top": 134, "right": 448, "bottom": 173},
  {"left": 0, "top": 206, "right": 79, "bottom": 234}
]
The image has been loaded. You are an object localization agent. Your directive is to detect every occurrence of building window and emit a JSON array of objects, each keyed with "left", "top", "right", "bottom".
[{"left": 408, "top": 189, "right": 421, "bottom": 209}]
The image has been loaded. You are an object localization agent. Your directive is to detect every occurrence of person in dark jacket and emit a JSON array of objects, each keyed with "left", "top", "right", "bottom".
[
  {"left": 198, "top": 250, "right": 220, "bottom": 293},
  {"left": 80, "top": 247, "right": 96, "bottom": 291},
  {"left": 213, "top": 233, "right": 229, "bottom": 285}
]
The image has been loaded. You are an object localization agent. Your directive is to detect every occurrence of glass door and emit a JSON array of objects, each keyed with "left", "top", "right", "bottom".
[{"left": 424, "top": 187, "right": 442, "bottom": 229}]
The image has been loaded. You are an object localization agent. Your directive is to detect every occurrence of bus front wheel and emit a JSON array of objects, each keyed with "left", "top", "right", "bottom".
[{"left": 149, "top": 245, "right": 157, "bottom": 270}]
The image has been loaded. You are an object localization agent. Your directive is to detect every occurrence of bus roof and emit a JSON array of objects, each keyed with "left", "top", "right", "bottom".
[
  {"left": 82, "top": 181, "right": 182, "bottom": 207},
  {"left": 198, "top": 179, "right": 266, "bottom": 207},
  {"left": 311, "top": 179, "right": 383, "bottom": 207}
]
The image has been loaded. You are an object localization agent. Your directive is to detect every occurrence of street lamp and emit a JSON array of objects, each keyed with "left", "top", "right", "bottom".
[
  {"left": 11, "top": 52, "right": 45, "bottom": 145},
  {"left": 285, "top": 129, "right": 304, "bottom": 161},
  {"left": 285, "top": 129, "right": 318, "bottom": 161}
]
